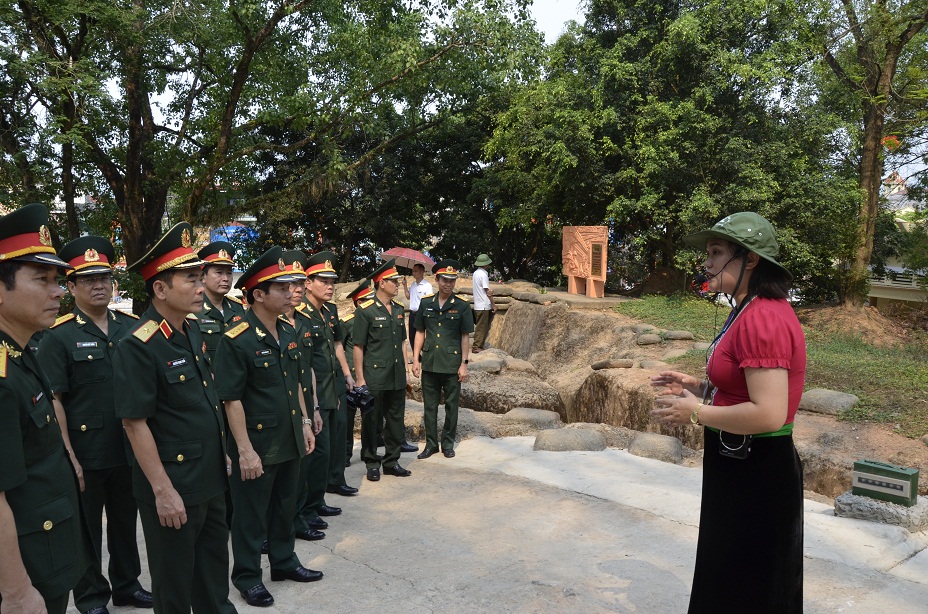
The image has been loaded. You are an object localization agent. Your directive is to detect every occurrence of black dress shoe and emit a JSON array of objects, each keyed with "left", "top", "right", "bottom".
[
  {"left": 307, "top": 516, "right": 328, "bottom": 530},
  {"left": 326, "top": 484, "right": 359, "bottom": 496},
  {"left": 417, "top": 448, "right": 438, "bottom": 459},
  {"left": 296, "top": 528, "right": 326, "bottom": 541},
  {"left": 367, "top": 467, "right": 380, "bottom": 481},
  {"left": 270, "top": 565, "right": 324, "bottom": 582},
  {"left": 261, "top": 539, "right": 268, "bottom": 554},
  {"left": 383, "top": 464, "right": 412, "bottom": 477},
  {"left": 240, "top": 583, "right": 274, "bottom": 607},
  {"left": 443, "top": 449, "right": 456, "bottom": 458},
  {"left": 400, "top": 442, "right": 418, "bottom": 453},
  {"left": 318, "top": 504, "right": 342, "bottom": 516},
  {"left": 345, "top": 458, "right": 351, "bottom": 467},
  {"left": 85, "top": 607, "right": 109, "bottom": 614},
  {"left": 113, "top": 588, "right": 153, "bottom": 608}
]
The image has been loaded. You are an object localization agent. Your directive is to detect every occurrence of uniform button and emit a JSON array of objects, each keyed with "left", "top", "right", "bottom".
[
  {"left": 264, "top": 362, "right": 269, "bottom": 368},
  {"left": 203, "top": 380, "right": 208, "bottom": 387},
  {"left": 108, "top": 342, "right": 114, "bottom": 347},
  {"left": 291, "top": 410, "right": 296, "bottom": 415},
  {"left": 81, "top": 424, "right": 87, "bottom": 432},
  {"left": 257, "top": 424, "right": 263, "bottom": 430},
  {"left": 288, "top": 391, "right": 292, "bottom": 396},
  {"left": 207, "top": 329, "right": 213, "bottom": 334},
  {"left": 87, "top": 354, "right": 94, "bottom": 360},
  {"left": 437, "top": 334, "right": 441, "bottom": 338},
  {"left": 179, "top": 374, "right": 186, "bottom": 382},
  {"left": 195, "top": 356, "right": 199, "bottom": 362},
  {"left": 176, "top": 454, "right": 185, "bottom": 462},
  {"left": 46, "top": 414, "right": 50, "bottom": 423},
  {"left": 283, "top": 371, "right": 287, "bottom": 377},
  {"left": 221, "top": 430, "right": 225, "bottom": 437},
  {"left": 438, "top": 323, "right": 442, "bottom": 327},
  {"left": 374, "top": 364, "right": 378, "bottom": 368},
  {"left": 43, "top": 520, "right": 53, "bottom": 531},
  {"left": 455, "top": 351, "right": 459, "bottom": 354},
  {"left": 435, "top": 345, "right": 439, "bottom": 349}
]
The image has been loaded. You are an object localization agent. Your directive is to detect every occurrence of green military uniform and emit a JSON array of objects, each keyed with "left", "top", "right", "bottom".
[
  {"left": 38, "top": 306, "right": 147, "bottom": 612},
  {"left": 0, "top": 203, "right": 89, "bottom": 614},
  {"left": 198, "top": 294, "right": 246, "bottom": 363},
  {"left": 414, "top": 261, "right": 473, "bottom": 455},
  {"left": 214, "top": 308, "right": 306, "bottom": 592},
  {"left": 354, "top": 261, "right": 408, "bottom": 473},
  {"left": 341, "top": 278, "right": 372, "bottom": 463},
  {"left": 114, "top": 222, "right": 236, "bottom": 613}
]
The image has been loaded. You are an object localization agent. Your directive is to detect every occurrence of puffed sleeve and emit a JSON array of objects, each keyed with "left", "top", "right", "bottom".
[{"left": 731, "top": 303, "right": 797, "bottom": 370}]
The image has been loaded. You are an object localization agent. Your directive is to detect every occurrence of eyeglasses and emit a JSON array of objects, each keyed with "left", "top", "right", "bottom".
[{"left": 74, "top": 274, "right": 113, "bottom": 286}]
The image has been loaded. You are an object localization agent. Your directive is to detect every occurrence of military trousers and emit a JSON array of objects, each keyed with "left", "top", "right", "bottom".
[
  {"left": 328, "top": 389, "right": 348, "bottom": 486},
  {"left": 345, "top": 395, "right": 358, "bottom": 462},
  {"left": 230, "top": 456, "right": 301, "bottom": 592},
  {"left": 295, "top": 406, "right": 335, "bottom": 525},
  {"left": 138, "top": 493, "right": 236, "bottom": 614},
  {"left": 73, "top": 464, "right": 144, "bottom": 612},
  {"left": 361, "top": 388, "right": 406, "bottom": 469},
  {"left": 421, "top": 371, "right": 461, "bottom": 453},
  {"left": 473, "top": 310, "right": 493, "bottom": 349}
]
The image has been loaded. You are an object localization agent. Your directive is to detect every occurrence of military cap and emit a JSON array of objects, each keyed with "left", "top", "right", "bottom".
[
  {"left": 370, "top": 258, "right": 401, "bottom": 284},
  {"left": 59, "top": 235, "right": 115, "bottom": 277},
  {"left": 235, "top": 246, "right": 304, "bottom": 292},
  {"left": 128, "top": 222, "right": 202, "bottom": 281},
  {"left": 432, "top": 259, "right": 462, "bottom": 279},
  {"left": 198, "top": 241, "right": 236, "bottom": 267},
  {"left": 0, "top": 203, "right": 70, "bottom": 268},
  {"left": 282, "top": 249, "right": 309, "bottom": 278},
  {"left": 347, "top": 278, "right": 373, "bottom": 303},
  {"left": 305, "top": 250, "right": 338, "bottom": 278},
  {"left": 474, "top": 253, "right": 492, "bottom": 267}
]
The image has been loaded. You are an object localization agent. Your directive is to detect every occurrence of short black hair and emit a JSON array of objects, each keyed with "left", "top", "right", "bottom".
[
  {"left": 0, "top": 261, "right": 25, "bottom": 291},
  {"left": 246, "top": 280, "right": 273, "bottom": 305},
  {"left": 412, "top": 263, "right": 425, "bottom": 271},
  {"left": 145, "top": 270, "right": 176, "bottom": 298}
]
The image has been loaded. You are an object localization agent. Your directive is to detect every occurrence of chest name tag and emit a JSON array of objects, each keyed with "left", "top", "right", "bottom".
[
  {"left": 256, "top": 349, "right": 273, "bottom": 356},
  {"left": 448, "top": 309, "right": 458, "bottom": 314},
  {"left": 200, "top": 318, "right": 216, "bottom": 324},
  {"left": 33, "top": 391, "right": 44, "bottom": 405},
  {"left": 76, "top": 341, "right": 98, "bottom": 348},
  {"left": 167, "top": 358, "right": 187, "bottom": 368},
  {"left": 375, "top": 316, "right": 387, "bottom": 321}
]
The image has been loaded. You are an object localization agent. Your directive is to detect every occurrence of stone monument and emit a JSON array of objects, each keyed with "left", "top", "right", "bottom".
[{"left": 562, "top": 226, "right": 607, "bottom": 298}]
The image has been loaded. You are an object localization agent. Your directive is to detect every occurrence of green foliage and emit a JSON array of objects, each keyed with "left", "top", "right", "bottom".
[{"left": 616, "top": 294, "right": 731, "bottom": 342}]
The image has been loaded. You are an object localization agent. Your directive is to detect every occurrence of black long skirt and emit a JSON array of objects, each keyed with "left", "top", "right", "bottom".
[{"left": 688, "top": 428, "right": 804, "bottom": 614}]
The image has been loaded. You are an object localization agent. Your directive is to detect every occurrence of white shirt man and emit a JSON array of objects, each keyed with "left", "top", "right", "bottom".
[
  {"left": 403, "top": 263, "right": 434, "bottom": 346},
  {"left": 471, "top": 254, "right": 496, "bottom": 351}
]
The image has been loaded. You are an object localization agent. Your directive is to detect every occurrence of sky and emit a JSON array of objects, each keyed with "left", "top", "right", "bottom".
[{"left": 529, "top": 0, "right": 584, "bottom": 43}]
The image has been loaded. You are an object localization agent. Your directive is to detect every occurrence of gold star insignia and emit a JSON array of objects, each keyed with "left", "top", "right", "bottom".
[
  {"left": 1, "top": 341, "right": 22, "bottom": 358},
  {"left": 255, "top": 327, "right": 266, "bottom": 339}
]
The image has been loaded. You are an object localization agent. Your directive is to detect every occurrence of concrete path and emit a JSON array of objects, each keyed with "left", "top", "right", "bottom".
[{"left": 73, "top": 436, "right": 928, "bottom": 613}]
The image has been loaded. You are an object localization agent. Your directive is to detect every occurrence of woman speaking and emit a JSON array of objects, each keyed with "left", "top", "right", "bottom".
[{"left": 650, "top": 212, "right": 806, "bottom": 613}]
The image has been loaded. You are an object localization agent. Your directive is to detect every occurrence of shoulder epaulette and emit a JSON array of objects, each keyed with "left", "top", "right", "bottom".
[
  {"left": 341, "top": 313, "right": 355, "bottom": 323},
  {"left": 50, "top": 313, "right": 76, "bottom": 329},
  {"left": 227, "top": 295, "right": 244, "bottom": 305},
  {"left": 132, "top": 320, "right": 160, "bottom": 343},
  {"left": 392, "top": 299, "right": 404, "bottom": 307},
  {"left": 225, "top": 322, "right": 250, "bottom": 338},
  {"left": 118, "top": 310, "right": 140, "bottom": 319},
  {"left": 422, "top": 292, "right": 436, "bottom": 299},
  {"left": 322, "top": 303, "right": 335, "bottom": 314},
  {"left": 359, "top": 299, "right": 375, "bottom": 309},
  {"left": 0, "top": 345, "right": 7, "bottom": 378},
  {"left": 186, "top": 313, "right": 199, "bottom": 321},
  {"left": 296, "top": 303, "right": 309, "bottom": 313}
]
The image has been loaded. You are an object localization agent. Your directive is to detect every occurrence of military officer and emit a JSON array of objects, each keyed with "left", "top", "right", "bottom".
[
  {"left": 412, "top": 260, "right": 473, "bottom": 459},
  {"left": 37, "top": 236, "right": 152, "bottom": 614},
  {"left": 113, "top": 222, "right": 237, "bottom": 614},
  {"left": 354, "top": 259, "right": 411, "bottom": 481},
  {"left": 213, "top": 247, "right": 321, "bottom": 608},
  {"left": 0, "top": 204, "right": 89, "bottom": 614},
  {"left": 288, "top": 251, "right": 356, "bottom": 540},
  {"left": 196, "top": 241, "right": 246, "bottom": 363},
  {"left": 341, "top": 279, "right": 372, "bottom": 466}
]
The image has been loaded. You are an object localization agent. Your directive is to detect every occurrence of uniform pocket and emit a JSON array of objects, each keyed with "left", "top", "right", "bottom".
[
  {"left": 252, "top": 356, "right": 281, "bottom": 388},
  {"left": 163, "top": 366, "right": 201, "bottom": 407},
  {"left": 16, "top": 494, "right": 78, "bottom": 579},
  {"left": 71, "top": 348, "right": 108, "bottom": 384},
  {"left": 156, "top": 441, "right": 205, "bottom": 495}
]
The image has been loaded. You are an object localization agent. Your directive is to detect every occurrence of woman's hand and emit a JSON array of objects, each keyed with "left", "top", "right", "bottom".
[
  {"left": 650, "top": 371, "right": 703, "bottom": 397},
  {"left": 651, "top": 389, "right": 700, "bottom": 426}
]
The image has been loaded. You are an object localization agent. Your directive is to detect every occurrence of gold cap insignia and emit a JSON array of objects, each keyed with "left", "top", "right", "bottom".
[
  {"left": 181, "top": 228, "right": 191, "bottom": 248},
  {"left": 278, "top": 258, "right": 286, "bottom": 271},
  {"left": 38, "top": 225, "right": 52, "bottom": 247},
  {"left": 218, "top": 249, "right": 230, "bottom": 260},
  {"left": 324, "top": 259, "right": 332, "bottom": 270},
  {"left": 85, "top": 248, "right": 100, "bottom": 262},
  {"left": 447, "top": 266, "right": 456, "bottom": 273},
  {"left": 293, "top": 261, "right": 303, "bottom": 271}
]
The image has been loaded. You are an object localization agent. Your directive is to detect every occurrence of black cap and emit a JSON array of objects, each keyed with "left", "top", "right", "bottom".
[
  {"left": 305, "top": 251, "right": 339, "bottom": 278},
  {"left": 347, "top": 278, "right": 374, "bottom": 302},
  {"left": 370, "top": 258, "right": 401, "bottom": 284},
  {"left": 59, "top": 236, "right": 115, "bottom": 277},
  {"left": 235, "top": 246, "right": 305, "bottom": 292},
  {"left": 0, "top": 203, "right": 70, "bottom": 269},
  {"left": 198, "top": 241, "right": 236, "bottom": 267},
  {"left": 432, "top": 259, "right": 462, "bottom": 279},
  {"left": 128, "top": 222, "right": 202, "bottom": 281}
]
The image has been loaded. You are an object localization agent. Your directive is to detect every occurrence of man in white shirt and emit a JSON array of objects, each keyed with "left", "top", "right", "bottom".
[
  {"left": 471, "top": 254, "right": 496, "bottom": 352},
  {"left": 402, "top": 263, "right": 434, "bottom": 347}
]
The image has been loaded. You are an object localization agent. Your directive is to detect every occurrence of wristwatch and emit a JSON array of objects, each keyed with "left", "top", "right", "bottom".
[
  {"left": 302, "top": 418, "right": 312, "bottom": 425},
  {"left": 464, "top": 359, "right": 469, "bottom": 364},
  {"left": 690, "top": 402, "right": 704, "bottom": 426}
]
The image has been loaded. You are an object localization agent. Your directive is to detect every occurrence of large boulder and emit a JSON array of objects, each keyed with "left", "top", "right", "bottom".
[
  {"left": 534, "top": 429, "right": 607, "bottom": 452},
  {"left": 628, "top": 432, "right": 684, "bottom": 464},
  {"left": 461, "top": 370, "right": 565, "bottom": 419},
  {"left": 799, "top": 389, "right": 859, "bottom": 415},
  {"left": 500, "top": 407, "right": 562, "bottom": 429}
]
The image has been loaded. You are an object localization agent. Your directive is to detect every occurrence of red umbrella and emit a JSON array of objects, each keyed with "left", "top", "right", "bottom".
[{"left": 378, "top": 247, "right": 435, "bottom": 269}]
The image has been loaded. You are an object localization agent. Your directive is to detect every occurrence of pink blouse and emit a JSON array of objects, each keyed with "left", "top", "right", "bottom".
[{"left": 707, "top": 297, "right": 806, "bottom": 425}]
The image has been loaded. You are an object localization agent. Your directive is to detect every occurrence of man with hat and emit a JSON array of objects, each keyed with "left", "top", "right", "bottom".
[
  {"left": 353, "top": 259, "right": 412, "bottom": 481},
  {"left": 196, "top": 241, "right": 246, "bottom": 364},
  {"left": 341, "top": 279, "right": 372, "bottom": 466},
  {"left": 213, "top": 246, "right": 320, "bottom": 608},
  {"left": 0, "top": 204, "right": 89, "bottom": 613},
  {"left": 471, "top": 253, "right": 496, "bottom": 352},
  {"left": 412, "top": 260, "right": 473, "bottom": 459},
  {"left": 113, "top": 222, "right": 236, "bottom": 614},
  {"left": 289, "top": 250, "right": 356, "bottom": 541},
  {"left": 37, "top": 235, "right": 152, "bottom": 613}
]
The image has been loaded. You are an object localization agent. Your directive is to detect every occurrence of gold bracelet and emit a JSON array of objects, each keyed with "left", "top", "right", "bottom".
[{"left": 690, "top": 402, "right": 704, "bottom": 426}]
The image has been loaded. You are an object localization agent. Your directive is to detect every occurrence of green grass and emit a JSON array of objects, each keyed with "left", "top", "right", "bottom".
[{"left": 617, "top": 295, "right": 928, "bottom": 438}]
